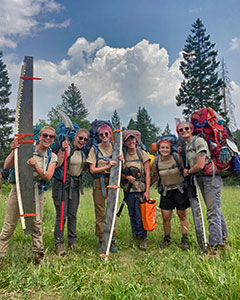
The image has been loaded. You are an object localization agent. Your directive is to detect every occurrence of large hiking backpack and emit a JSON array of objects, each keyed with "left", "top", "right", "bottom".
[{"left": 190, "top": 107, "right": 239, "bottom": 176}]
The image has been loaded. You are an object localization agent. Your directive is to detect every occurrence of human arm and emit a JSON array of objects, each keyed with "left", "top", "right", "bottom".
[
  {"left": 27, "top": 158, "right": 57, "bottom": 181},
  {"left": 89, "top": 160, "right": 117, "bottom": 174},
  {"left": 183, "top": 151, "right": 206, "bottom": 177}
]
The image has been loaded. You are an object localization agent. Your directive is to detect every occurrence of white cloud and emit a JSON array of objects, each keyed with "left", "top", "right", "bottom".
[
  {"left": 0, "top": 0, "right": 68, "bottom": 49},
  {"left": 188, "top": 8, "right": 202, "bottom": 14},
  {"left": 7, "top": 37, "right": 185, "bottom": 130},
  {"left": 228, "top": 38, "right": 240, "bottom": 52}
]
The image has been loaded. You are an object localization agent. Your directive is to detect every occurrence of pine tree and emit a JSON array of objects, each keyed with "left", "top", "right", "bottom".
[
  {"left": 0, "top": 51, "right": 14, "bottom": 166},
  {"left": 135, "top": 107, "right": 160, "bottom": 149},
  {"left": 176, "top": 18, "right": 225, "bottom": 120},
  {"left": 126, "top": 118, "right": 137, "bottom": 130},
  {"left": 162, "top": 123, "right": 171, "bottom": 135},
  {"left": 47, "top": 83, "right": 90, "bottom": 129},
  {"left": 111, "top": 109, "right": 121, "bottom": 129}
]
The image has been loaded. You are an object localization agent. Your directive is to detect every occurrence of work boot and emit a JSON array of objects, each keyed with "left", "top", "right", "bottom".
[
  {"left": 56, "top": 243, "right": 67, "bottom": 256},
  {"left": 180, "top": 237, "right": 189, "bottom": 250},
  {"left": 68, "top": 243, "right": 80, "bottom": 250},
  {"left": 159, "top": 236, "right": 171, "bottom": 248},
  {"left": 139, "top": 238, "right": 147, "bottom": 251},
  {"left": 110, "top": 238, "right": 118, "bottom": 253},
  {"left": 208, "top": 247, "right": 220, "bottom": 259},
  {"left": 34, "top": 251, "right": 44, "bottom": 265}
]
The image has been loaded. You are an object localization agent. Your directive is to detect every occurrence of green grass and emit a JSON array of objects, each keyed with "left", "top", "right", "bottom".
[{"left": 0, "top": 186, "right": 240, "bottom": 300}]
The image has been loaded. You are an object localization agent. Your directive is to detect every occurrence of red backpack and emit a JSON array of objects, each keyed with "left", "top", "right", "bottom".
[{"left": 190, "top": 107, "right": 232, "bottom": 176}]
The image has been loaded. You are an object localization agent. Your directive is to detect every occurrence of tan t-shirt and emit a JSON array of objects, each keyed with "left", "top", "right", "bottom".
[
  {"left": 86, "top": 143, "right": 113, "bottom": 174},
  {"left": 152, "top": 154, "right": 184, "bottom": 187},
  {"left": 67, "top": 150, "right": 86, "bottom": 177},
  {"left": 185, "top": 136, "right": 211, "bottom": 168},
  {"left": 33, "top": 150, "right": 58, "bottom": 181},
  {"left": 122, "top": 150, "right": 150, "bottom": 193}
]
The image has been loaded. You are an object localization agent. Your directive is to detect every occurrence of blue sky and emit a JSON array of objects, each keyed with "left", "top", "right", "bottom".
[{"left": 1, "top": 0, "right": 240, "bottom": 131}]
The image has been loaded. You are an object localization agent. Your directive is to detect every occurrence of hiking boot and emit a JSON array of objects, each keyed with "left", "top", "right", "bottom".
[
  {"left": 208, "top": 248, "right": 220, "bottom": 259},
  {"left": 139, "top": 238, "right": 147, "bottom": 251},
  {"left": 110, "top": 238, "right": 118, "bottom": 253},
  {"left": 56, "top": 243, "right": 67, "bottom": 256},
  {"left": 68, "top": 243, "right": 80, "bottom": 250},
  {"left": 34, "top": 251, "right": 44, "bottom": 265},
  {"left": 159, "top": 236, "right": 171, "bottom": 248},
  {"left": 180, "top": 237, "right": 189, "bottom": 250}
]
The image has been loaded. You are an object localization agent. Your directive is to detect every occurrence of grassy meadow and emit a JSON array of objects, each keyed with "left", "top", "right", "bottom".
[{"left": 0, "top": 185, "right": 239, "bottom": 300}]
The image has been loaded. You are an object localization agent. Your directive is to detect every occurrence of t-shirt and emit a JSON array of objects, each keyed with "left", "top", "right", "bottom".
[
  {"left": 68, "top": 149, "right": 86, "bottom": 177},
  {"left": 152, "top": 154, "right": 184, "bottom": 187},
  {"left": 122, "top": 150, "right": 150, "bottom": 193},
  {"left": 185, "top": 136, "right": 211, "bottom": 168},
  {"left": 33, "top": 150, "right": 58, "bottom": 181},
  {"left": 86, "top": 143, "right": 113, "bottom": 174}
]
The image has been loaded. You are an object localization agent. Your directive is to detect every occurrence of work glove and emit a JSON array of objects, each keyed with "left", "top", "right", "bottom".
[{"left": 219, "top": 147, "right": 231, "bottom": 164}]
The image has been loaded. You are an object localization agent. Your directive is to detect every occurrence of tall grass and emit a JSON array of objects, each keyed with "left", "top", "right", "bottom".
[{"left": 0, "top": 185, "right": 239, "bottom": 300}]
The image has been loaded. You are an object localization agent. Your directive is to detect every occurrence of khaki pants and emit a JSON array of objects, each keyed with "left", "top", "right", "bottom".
[
  {"left": 93, "top": 178, "right": 117, "bottom": 238},
  {"left": 0, "top": 184, "right": 45, "bottom": 258}
]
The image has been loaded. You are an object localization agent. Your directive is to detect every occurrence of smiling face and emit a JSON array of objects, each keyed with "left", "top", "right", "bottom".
[
  {"left": 159, "top": 142, "right": 171, "bottom": 157},
  {"left": 178, "top": 123, "right": 193, "bottom": 141},
  {"left": 99, "top": 129, "right": 111, "bottom": 143},
  {"left": 125, "top": 136, "right": 137, "bottom": 150},
  {"left": 38, "top": 129, "right": 55, "bottom": 149},
  {"left": 74, "top": 131, "right": 89, "bottom": 149}
]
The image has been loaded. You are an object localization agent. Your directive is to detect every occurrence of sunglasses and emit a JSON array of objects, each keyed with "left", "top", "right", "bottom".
[
  {"left": 42, "top": 133, "right": 55, "bottom": 139},
  {"left": 99, "top": 132, "right": 109, "bottom": 137},
  {"left": 179, "top": 126, "right": 190, "bottom": 133},
  {"left": 78, "top": 136, "right": 88, "bottom": 142}
]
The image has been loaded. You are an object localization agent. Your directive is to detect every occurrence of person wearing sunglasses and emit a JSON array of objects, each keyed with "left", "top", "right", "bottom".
[
  {"left": 176, "top": 121, "right": 228, "bottom": 258},
  {"left": 0, "top": 126, "right": 58, "bottom": 266},
  {"left": 52, "top": 128, "right": 89, "bottom": 256},
  {"left": 86, "top": 124, "right": 118, "bottom": 252},
  {"left": 151, "top": 139, "right": 190, "bottom": 250}
]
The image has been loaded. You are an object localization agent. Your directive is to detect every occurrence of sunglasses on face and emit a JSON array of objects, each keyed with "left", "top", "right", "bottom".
[
  {"left": 99, "top": 132, "right": 109, "bottom": 137},
  {"left": 78, "top": 136, "right": 88, "bottom": 142},
  {"left": 179, "top": 126, "right": 190, "bottom": 133},
  {"left": 42, "top": 133, "right": 55, "bottom": 139}
]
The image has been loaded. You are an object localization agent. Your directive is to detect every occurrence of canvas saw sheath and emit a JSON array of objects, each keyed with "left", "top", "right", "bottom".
[
  {"left": 100, "top": 128, "right": 122, "bottom": 260},
  {"left": 15, "top": 56, "right": 35, "bottom": 234}
]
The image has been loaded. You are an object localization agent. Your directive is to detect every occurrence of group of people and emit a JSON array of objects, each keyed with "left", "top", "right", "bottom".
[{"left": 0, "top": 120, "right": 229, "bottom": 266}]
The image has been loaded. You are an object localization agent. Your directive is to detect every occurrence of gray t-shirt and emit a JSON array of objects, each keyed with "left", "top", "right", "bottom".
[{"left": 185, "top": 136, "right": 211, "bottom": 168}]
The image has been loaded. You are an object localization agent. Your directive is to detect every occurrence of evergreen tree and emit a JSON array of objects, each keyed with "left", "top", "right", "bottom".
[
  {"left": 162, "top": 123, "right": 171, "bottom": 135},
  {"left": 126, "top": 118, "right": 137, "bottom": 130},
  {"left": 111, "top": 109, "right": 121, "bottom": 129},
  {"left": 47, "top": 83, "right": 90, "bottom": 129},
  {"left": 135, "top": 107, "right": 160, "bottom": 149},
  {"left": 176, "top": 18, "right": 225, "bottom": 120},
  {"left": 0, "top": 51, "right": 14, "bottom": 166}
]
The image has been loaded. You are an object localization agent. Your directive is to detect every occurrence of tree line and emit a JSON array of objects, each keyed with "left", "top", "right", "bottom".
[{"left": 0, "top": 18, "right": 239, "bottom": 167}]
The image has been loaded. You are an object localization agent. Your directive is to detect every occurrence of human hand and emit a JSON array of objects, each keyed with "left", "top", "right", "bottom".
[
  {"left": 11, "top": 140, "right": 20, "bottom": 150},
  {"left": 27, "top": 157, "right": 37, "bottom": 167}
]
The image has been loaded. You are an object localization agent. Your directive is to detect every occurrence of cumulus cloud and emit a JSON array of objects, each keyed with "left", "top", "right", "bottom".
[
  {"left": 228, "top": 38, "right": 240, "bottom": 51},
  {"left": 7, "top": 37, "right": 185, "bottom": 129},
  {"left": 0, "top": 0, "right": 68, "bottom": 49}
]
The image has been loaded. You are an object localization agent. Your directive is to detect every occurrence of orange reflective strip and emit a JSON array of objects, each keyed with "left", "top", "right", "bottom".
[
  {"left": 107, "top": 185, "right": 120, "bottom": 189},
  {"left": 20, "top": 76, "right": 42, "bottom": 80},
  {"left": 15, "top": 133, "right": 34, "bottom": 143},
  {"left": 99, "top": 253, "right": 108, "bottom": 258},
  {"left": 20, "top": 213, "right": 37, "bottom": 217}
]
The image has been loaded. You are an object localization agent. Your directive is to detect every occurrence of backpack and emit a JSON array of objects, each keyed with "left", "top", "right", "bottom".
[
  {"left": 53, "top": 120, "right": 86, "bottom": 181},
  {"left": 154, "top": 150, "right": 183, "bottom": 195},
  {"left": 5, "top": 148, "right": 52, "bottom": 192},
  {"left": 190, "top": 107, "right": 239, "bottom": 176},
  {"left": 85, "top": 119, "right": 113, "bottom": 170}
]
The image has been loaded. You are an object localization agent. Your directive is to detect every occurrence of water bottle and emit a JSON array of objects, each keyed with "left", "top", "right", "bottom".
[{"left": 209, "top": 140, "right": 218, "bottom": 151}]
